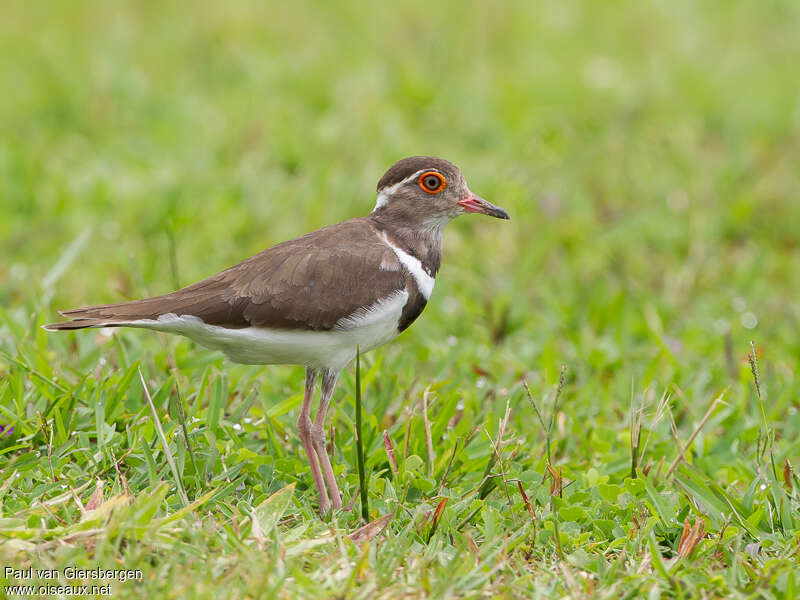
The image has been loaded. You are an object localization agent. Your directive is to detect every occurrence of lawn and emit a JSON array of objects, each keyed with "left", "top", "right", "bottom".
[{"left": 2, "top": 1, "right": 800, "bottom": 597}]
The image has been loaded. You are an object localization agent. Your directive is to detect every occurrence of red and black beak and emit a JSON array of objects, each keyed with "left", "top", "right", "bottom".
[{"left": 458, "top": 193, "right": 510, "bottom": 220}]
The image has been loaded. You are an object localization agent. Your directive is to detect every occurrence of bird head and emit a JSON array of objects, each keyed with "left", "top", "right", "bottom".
[{"left": 372, "top": 156, "right": 510, "bottom": 226}]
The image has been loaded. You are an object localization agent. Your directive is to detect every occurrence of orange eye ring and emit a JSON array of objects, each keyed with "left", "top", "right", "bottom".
[{"left": 419, "top": 171, "right": 446, "bottom": 194}]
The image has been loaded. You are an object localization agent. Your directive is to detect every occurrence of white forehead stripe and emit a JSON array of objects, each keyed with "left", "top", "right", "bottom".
[
  {"left": 381, "top": 233, "right": 435, "bottom": 299},
  {"left": 372, "top": 169, "right": 428, "bottom": 211}
]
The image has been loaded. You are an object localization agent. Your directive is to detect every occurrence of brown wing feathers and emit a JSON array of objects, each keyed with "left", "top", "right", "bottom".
[
  {"left": 45, "top": 219, "right": 417, "bottom": 333},
  {"left": 48, "top": 276, "right": 251, "bottom": 330}
]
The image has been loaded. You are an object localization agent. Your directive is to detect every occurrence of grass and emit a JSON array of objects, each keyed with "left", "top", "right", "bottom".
[{"left": 2, "top": 0, "right": 800, "bottom": 597}]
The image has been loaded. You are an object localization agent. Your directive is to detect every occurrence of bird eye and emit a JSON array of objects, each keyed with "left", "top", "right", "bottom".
[{"left": 419, "top": 172, "right": 446, "bottom": 193}]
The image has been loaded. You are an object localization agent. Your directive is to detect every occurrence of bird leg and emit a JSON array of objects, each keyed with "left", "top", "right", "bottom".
[
  {"left": 297, "top": 367, "right": 331, "bottom": 514},
  {"left": 311, "top": 368, "right": 343, "bottom": 510}
]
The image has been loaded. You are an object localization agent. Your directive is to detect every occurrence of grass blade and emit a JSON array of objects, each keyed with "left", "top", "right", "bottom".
[
  {"left": 138, "top": 367, "right": 189, "bottom": 507},
  {"left": 354, "top": 348, "right": 369, "bottom": 521}
]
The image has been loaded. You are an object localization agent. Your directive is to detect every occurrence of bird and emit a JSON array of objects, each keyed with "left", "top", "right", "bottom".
[{"left": 45, "top": 156, "right": 510, "bottom": 514}]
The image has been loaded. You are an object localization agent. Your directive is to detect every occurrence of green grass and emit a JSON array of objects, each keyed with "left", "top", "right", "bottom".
[{"left": 2, "top": 0, "right": 800, "bottom": 597}]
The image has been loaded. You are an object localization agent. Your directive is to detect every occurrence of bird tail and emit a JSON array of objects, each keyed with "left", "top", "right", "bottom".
[
  {"left": 43, "top": 298, "right": 169, "bottom": 331},
  {"left": 43, "top": 318, "right": 126, "bottom": 331}
]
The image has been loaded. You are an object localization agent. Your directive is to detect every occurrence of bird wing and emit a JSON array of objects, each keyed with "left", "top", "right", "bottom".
[{"left": 46, "top": 218, "right": 411, "bottom": 331}]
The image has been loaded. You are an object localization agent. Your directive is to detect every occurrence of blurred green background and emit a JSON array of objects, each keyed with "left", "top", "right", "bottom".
[
  {"left": 2, "top": 1, "right": 799, "bottom": 379},
  {"left": 2, "top": 1, "right": 800, "bottom": 596}
]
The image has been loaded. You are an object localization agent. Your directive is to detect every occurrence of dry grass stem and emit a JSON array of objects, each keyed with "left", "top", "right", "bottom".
[{"left": 666, "top": 391, "right": 726, "bottom": 478}]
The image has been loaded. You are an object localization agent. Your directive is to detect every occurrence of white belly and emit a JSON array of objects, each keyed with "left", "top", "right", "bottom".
[{"left": 126, "top": 290, "right": 408, "bottom": 371}]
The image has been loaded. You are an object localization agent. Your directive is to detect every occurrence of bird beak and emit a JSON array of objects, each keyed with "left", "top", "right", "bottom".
[{"left": 458, "top": 193, "right": 510, "bottom": 220}]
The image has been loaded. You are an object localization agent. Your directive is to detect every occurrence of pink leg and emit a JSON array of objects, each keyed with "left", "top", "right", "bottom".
[
  {"left": 296, "top": 368, "right": 330, "bottom": 514},
  {"left": 311, "top": 368, "right": 342, "bottom": 510}
]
